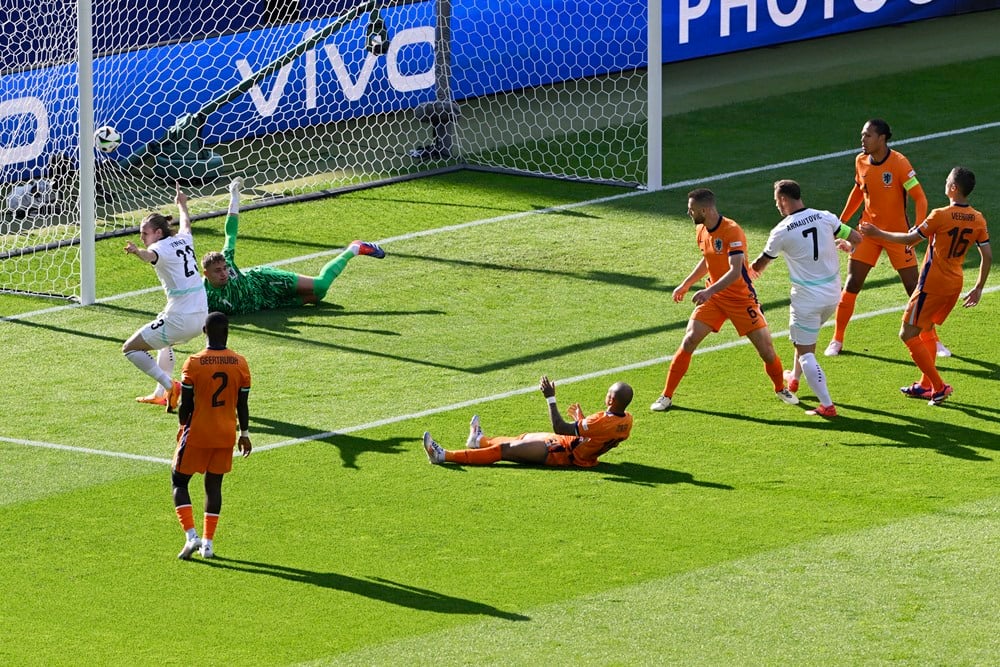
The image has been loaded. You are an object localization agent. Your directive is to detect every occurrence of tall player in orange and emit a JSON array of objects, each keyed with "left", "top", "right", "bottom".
[
  {"left": 825, "top": 119, "right": 951, "bottom": 357},
  {"left": 423, "top": 376, "right": 633, "bottom": 468},
  {"left": 650, "top": 188, "right": 797, "bottom": 412},
  {"left": 172, "top": 312, "right": 252, "bottom": 560},
  {"left": 859, "top": 166, "right": 991, "bottom": 406}
]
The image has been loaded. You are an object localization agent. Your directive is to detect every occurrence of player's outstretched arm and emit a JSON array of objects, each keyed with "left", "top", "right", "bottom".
[{"left": 175, "top": 183, "right": 193, "bottom": 236}]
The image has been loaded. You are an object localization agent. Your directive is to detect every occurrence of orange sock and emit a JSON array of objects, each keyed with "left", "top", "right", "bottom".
[
  {"left": 904, "top": 337, "right": 943, "bottom": 391},
  {"left": 833, "top": 291, "right": 858, "bottom": 343},
  {"left": 445, "top": 444, "right": 503, "bottom": 465},
  {"left": 175, "top": 504, "right": 195, "bottom": 532},
  {"left": 203, "top": 513, "right": 219, "bottom": 541},
  {"left": 918, "top": 331, "right": 937, "bottom": 382},
  {"left": 764, "top": 356, "right": 785, "bottom": 392},
  {"left": 663, "top": 348, "right": 692, "bottom": 398}
]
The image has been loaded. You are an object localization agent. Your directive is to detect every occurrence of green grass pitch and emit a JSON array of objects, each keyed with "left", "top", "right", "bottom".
[{"left": 2, "top": 21, "right": 1000, "bottom": 667}]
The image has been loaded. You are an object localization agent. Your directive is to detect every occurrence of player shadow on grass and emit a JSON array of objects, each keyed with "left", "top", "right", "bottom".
[
  {"left": 674, "top": 403, "right": 997, "bottom": 461},
  {"left": 435, "top": 457, "right": 733, "bottom": 490},
  {"left": 194, "top": 557, "right": 530, "bottom": 621},
  {"left": 595, "top": 461, "right": 735, "bottom": 489},
  {"left": 2, "top": 313, "right": 124, "bottom": 345},
  {"left": 252, "top": 416, "right": 409, "bottom": 469},
  {"left": 231, "top": 301, "right": 447, "bottom": 333}
]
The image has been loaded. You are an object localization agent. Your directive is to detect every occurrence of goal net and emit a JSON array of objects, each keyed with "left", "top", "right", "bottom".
[{"left": 1, "top": 0, "right": 652, "bottom": 302}]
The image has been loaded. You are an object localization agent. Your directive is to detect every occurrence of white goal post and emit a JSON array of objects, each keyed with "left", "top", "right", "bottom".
[{"left": 1, "top": 0, "right": 661, "bottom": 304}]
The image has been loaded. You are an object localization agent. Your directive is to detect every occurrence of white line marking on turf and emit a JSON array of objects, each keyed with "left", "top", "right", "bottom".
[
  {"left": 5, "top": 282, "right": 998, "bottom": 463},
  {"left": 4, "top": 121, "right": 997, "bottom": 325},
  {"left": 12, "top": 284, "right": 996, "bottom": 463},
  {"left": 0, "top": 435, "right": 170, "bottom": 464}
]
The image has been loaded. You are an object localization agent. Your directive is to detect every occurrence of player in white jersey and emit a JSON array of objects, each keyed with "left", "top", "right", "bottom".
[
  {"left": 122, "top": 183, "right": 208, "bottom": 412},
  {"left": 751, "top": 180, "right": 861, "bottom": 417}
]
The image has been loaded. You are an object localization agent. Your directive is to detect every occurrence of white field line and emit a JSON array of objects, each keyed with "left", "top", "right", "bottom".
[
  {"left": 4, "top": 120, "right": 997, "bottom": 325},
  {"left": 7, "top": 284, "right": 998, "bottom": 464},
  {"left": 2, "top": 122, "right": 997, "bottom": 462}
]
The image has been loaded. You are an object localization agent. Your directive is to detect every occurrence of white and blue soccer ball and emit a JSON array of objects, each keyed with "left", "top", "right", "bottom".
[{"left": 94, "top": 125, "right": 122, "bottom": 153}]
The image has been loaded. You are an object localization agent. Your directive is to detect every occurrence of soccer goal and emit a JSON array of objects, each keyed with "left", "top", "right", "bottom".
[{"left": 0, "top": 0, "right": 661, "bottom": 303}]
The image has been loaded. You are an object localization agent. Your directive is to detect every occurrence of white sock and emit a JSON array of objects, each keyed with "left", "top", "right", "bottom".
[
  {"left": 124, "top": 350, "right": 173, "bottom": 392},
  {"left": 153, "top": 347, "right": 175, "bottom": 397},
  {"left": 800, "top": 352, "right": 833, "bottom": 407},
  {"left": 186, "top": 528, "right": 198, "bottom": 540}
]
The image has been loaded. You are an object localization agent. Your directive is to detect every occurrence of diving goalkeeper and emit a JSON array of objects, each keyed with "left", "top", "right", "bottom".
[{"left": 201, "top": 178, "right": 385, "bottom": 316}]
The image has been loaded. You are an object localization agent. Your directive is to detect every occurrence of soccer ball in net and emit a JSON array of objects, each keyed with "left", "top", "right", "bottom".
[{"left": 94, "top": 125, "right": 122, "bottom": 153}]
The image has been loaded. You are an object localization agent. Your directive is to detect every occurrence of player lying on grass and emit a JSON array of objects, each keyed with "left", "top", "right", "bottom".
[
  {"left": 423, "top": 376, "right": 633, "bottom": 467},
  {"left": 201, "top": 177, "right": 386, "bottom": 316}
]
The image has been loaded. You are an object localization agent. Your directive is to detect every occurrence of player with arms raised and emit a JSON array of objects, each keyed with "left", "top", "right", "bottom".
[{"left": 123, "top": 183, "right": 207, "bottom": 412}]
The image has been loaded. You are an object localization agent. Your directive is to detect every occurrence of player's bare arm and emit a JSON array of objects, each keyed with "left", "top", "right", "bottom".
[
  {"left": 963, "top": 244, "right": 993, "bottom": 308},
  {"left": 692, "top": 252, "right": 743, "bottom": 305},
  {"left": 175, "top": 182, "right": 193, "bottom": 236},
  {"left": 124, "top": 241, "right": 156, "bottom": 263},
  {"left": 858, "top": 222, "right": 923, "bottom": 246},
  {"left": 750, "top": 253, "right": 772, "bottom": 276},
  {"left": 540, "top": 375, "right": 576, "bottom": 435},
  {"left": 674, "top": 258, "right": 708, "bottom": 302}
]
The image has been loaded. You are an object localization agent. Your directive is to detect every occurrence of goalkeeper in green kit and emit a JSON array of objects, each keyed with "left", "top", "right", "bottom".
[{"left": 200, "top": 178, "right": 385, "bottom": 316}]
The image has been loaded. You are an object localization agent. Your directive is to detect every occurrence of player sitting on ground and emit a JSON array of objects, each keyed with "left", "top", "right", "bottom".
[{"left": 201, "top": 177, "right": 386, "bottom": 316}]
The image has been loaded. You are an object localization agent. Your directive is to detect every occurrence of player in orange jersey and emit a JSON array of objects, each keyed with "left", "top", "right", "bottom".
[
  {"left": 825, "top": 119, "right": 952, "bottom": 358},
  {"left": 650, "top": 188, "right": 797, "bottom": 412},
  {"left": 172, "top": 312, "right": 252, "bottom": 559},
  {"left": 859, "top": 166, "right": 991, "bottom": 406},
  {"left": 423, "top": 376, "right": 633, "bottom": 467}
]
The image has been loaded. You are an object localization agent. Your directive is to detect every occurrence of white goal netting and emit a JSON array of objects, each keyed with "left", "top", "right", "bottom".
[{"left": 1, "top": 0, "right": 650, "bottom": 301}]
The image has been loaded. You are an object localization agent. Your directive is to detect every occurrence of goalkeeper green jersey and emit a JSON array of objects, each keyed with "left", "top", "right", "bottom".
[{"left": 204, "top": 247, "right": 301, "bottom": 315}]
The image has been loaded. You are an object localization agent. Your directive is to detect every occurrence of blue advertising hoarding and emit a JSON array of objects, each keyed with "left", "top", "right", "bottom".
[{"left": 1, "top": 0, "right": 995, "bottom": 181}]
